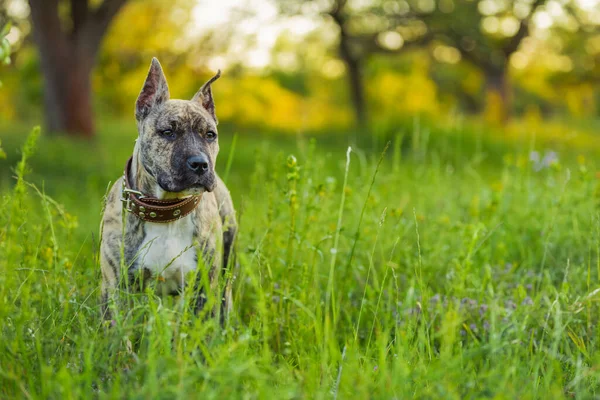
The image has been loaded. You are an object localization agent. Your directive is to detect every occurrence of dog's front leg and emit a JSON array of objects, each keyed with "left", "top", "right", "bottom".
[
  {"left": 220, "top": 220, "right": 236, "bottom": 325},
  {"left": 100, "top": 244, "right": 121, "bottom": 323},
  {"left": 100, "top": 271, "right": 118, "bottom": 323},
  {"left": 214, "top": 181, "right": 237, "bottom": 325},
  {"left": 192, "top": 234, "right": 222, "bottom": 318},
  {"left": 99, "top": 180, "right": 129, "bottom": 323}
]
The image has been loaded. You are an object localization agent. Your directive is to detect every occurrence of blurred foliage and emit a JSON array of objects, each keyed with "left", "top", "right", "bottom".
[
  {"left": 369, "top": 53, "right": 443, "bottom": 119},
  {"left": 0, "top": 23, "right": 10, "bottom": 159},
  {"left": 0, "top": 0, "right": 598, "bottom": 133},
  {"left": 93, "top": 0, "right": 195, "bottom": 115},
  {"left": 0, "top": 23, "right": 9, "bottom": 66}
]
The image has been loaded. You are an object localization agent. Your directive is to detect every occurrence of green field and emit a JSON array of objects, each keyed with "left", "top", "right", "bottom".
[{"left": 1, "top": 119, "right": 600, "bottom": 398}]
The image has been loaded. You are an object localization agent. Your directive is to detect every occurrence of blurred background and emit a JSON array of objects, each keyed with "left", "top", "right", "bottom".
[{"left": 0, "top": 0, "right": 598, "bottom": 142}]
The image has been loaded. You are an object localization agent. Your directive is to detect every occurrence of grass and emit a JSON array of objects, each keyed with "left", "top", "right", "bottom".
[{"left": 1, "top": 117, "right": 600, "bottom": 398}]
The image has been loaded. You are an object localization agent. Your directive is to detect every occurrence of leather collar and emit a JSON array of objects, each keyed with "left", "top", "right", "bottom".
[{"left": 121, "top": 157, "right": 202, "bottom": 223}]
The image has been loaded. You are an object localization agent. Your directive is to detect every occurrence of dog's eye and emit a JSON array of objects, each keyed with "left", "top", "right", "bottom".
[
  {"left": 160, "top": 129, "right": 175, "bottom": 139},
  {"left": 206, "top": 131, "right": 217, "bottom": 141}
]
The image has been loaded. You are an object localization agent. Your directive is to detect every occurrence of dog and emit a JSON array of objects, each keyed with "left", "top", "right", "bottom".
[{"left": 100, "top": 58, "right": 236, "bottom": 323}]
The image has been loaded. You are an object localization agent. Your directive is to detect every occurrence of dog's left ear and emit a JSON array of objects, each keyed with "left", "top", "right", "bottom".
[{"left": 192, "top": 70, "right": 221, "bottom": 124}]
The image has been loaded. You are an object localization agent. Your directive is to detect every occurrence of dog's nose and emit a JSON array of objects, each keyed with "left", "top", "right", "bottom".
[{"left": 187, "top": 155, "right": 209, "bottom": 174}]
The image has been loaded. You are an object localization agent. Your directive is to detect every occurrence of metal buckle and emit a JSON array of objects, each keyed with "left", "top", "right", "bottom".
[{"left": 121, "top": 185, "right": 145, "bottom": 213}]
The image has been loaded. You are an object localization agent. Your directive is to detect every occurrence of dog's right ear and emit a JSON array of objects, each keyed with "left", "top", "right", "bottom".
[{"left": 135, "top": 58, "right": 170, "bottom": 121}]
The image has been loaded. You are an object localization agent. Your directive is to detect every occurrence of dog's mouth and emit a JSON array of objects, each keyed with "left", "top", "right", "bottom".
[
  {"left": 176, "top": 183, "right": 210, "bottom": 196},
  {"left": 156, "top": 176, "right": 216, "bottom": 197}
]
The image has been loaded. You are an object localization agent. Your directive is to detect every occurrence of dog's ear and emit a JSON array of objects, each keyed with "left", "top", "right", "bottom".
[
  {"left": 192, "top": 70, "right": 221, "bottom": 124},
  {"left": 136, "top": 58, "right": 170, "bottom": 121}
]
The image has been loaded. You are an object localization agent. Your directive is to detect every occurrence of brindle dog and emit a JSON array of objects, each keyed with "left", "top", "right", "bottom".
[{"left": 100, "top": 58, "right": 236, "bottom": 323}]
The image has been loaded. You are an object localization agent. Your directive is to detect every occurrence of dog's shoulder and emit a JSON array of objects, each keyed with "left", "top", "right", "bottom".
[
  {"left": 101, "top": 176, "right": 124, "bottom": 233},
  {"left": 213, "top": 174, "right": 236, "bottom": 228}
]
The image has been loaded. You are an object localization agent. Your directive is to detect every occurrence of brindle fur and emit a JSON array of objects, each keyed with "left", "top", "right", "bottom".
[{"left": 100, "top": 58, "right": 236, "bottom": 323}]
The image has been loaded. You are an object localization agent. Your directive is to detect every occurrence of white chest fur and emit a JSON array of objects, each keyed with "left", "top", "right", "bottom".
[{"left": 138, "top": 214, "right": 198, "bottom": 293}]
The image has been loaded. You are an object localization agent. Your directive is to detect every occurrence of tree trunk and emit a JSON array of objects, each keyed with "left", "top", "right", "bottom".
[
  {"left": 484, "top": 68, "right": 510, "bottom": 125},
  {"left": 28, "top": 0, "right": 127, "bottom": 138},
  {"left": 344, "top": 55, "right": 367, "bottom": 131},
  {"left": 338, "top": 35, "right": 368, "bottom": 131},
  {"left": 330, "top": 0, "right": 368, "bottom": 132},
  {"left": 40, "top": 48, "right": 95, "bottom": 137}
]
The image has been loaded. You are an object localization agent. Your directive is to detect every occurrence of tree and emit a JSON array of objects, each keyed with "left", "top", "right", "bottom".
[
  {"left": 541, "top": 2, "right": 600, "bottom": 117},
  {"left": 282, "top": 0, "right": 555, "bottom": 126},
  {"left": 425, "top": 0, "right": 547, "bottom": 123},
  {"left": 279, "top": 0, "right": 431, "bottom": 130},
  {"left": 0, "top": 23, "right": 10, "bottom": 158},
  {"left": 550, "top": 2, "right": 600, "bottom": 85},
  {"left": 328, "top": 0, "right": 370, "bottom": 130},
  {"left": 28, "top": 0, "right": 128, "bottom": 137}
]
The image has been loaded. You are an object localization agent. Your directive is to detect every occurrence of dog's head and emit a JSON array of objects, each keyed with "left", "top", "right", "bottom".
[{"left": 134, "top": 58, "right": 221, "bottom": 195}]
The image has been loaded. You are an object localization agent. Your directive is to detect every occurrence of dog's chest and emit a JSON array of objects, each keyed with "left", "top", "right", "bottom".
[{"left": 138, "top": 214, "right": 197, "bottom": 291}]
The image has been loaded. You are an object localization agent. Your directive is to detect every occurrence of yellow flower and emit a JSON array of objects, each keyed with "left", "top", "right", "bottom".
[
  {"left": 438, "top": 215, "right": 451, "bottom": 225},
  {"left": 503, "top": 154, "right": 514, "bottom": 166},
  {"left": 390, "top": 208, "right": 403, "bottom": 217},
  {"left": 516, "top": 155, "right": 528, "bottom": 169},
  {"left": 491, "top": 181, "right": 504, "bottom": 192},
  {"left": 41, "top": 247, "right": 53, "bottom": 262}
]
